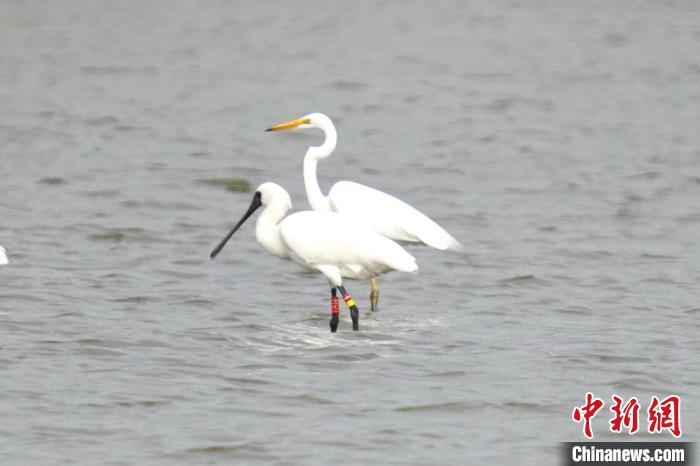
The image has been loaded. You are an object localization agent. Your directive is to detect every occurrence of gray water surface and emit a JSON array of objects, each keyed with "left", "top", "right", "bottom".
[{"left": 1, "top": 1, "right": 699, "bottom": 465}]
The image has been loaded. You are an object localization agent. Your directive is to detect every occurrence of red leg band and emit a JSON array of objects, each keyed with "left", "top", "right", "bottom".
[{"left": 331, "top": 297, "right": 340, "bottom": 316}]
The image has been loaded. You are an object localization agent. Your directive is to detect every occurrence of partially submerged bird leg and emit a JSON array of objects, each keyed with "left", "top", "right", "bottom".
[
  {"left": 337, "top": 286, "right": 359, "bottom": 331},
  {"left": 330, "top": 287, "right": 340, "bottom": 333},
  {"left": 211, "top": 182, "right": 417, "bottom": 334},
  {"left": 370, "top": 277, "right": 379, "bottom": 312}
]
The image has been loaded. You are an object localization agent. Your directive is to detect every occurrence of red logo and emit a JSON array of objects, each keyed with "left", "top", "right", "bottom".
[
  {"left": 648, "top": 395, "right": 682, "bottom": 438},
  {"left": 572, "top": 392, "right": 605, "bottom": 439},
  {"left": 609, "top": 395, "right": 640, "bottom": 434},
  {"left": 572, "top": 394, "right": 682, "bottom": 439}
]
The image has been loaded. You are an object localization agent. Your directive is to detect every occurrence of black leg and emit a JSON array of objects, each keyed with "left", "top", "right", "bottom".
[
  {"left": 330, "top": 287, "right": 339, "bottom": 332},
  {"left": 338, "top": 285, "right": 359, "bottom": 331}
]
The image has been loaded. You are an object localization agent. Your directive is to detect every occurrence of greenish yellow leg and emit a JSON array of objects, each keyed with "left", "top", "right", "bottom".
[{"left": 370, "top": 277, "right": 379, "bottom": 312}]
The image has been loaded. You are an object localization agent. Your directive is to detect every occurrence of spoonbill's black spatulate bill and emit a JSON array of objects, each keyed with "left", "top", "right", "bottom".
[{"left": 211, "top": 182, "right": 418, "bottom": 332}]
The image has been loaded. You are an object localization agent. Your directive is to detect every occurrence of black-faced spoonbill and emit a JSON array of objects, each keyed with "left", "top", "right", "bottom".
[{"left": 210, "top": 182, "right": 417, "bottom": 332}]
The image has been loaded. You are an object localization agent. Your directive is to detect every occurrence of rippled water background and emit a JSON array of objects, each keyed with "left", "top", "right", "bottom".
[{"left": 1, "top": 1, "right": 699, "bottom": 465}]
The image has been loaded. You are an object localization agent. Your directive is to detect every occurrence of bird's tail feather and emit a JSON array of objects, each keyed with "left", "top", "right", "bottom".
[
  {"left": 380, "top": 238, "right": 418, "bottom": 273},
  {"left": 414, "top": 223, "right": 462, "bottom": 251}
]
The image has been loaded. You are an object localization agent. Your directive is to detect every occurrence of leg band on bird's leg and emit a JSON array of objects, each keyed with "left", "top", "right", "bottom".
[
  {"left": 330, "top": 287, "right": 339, "bottom": 333},
  {"left": 338, "top": 286, "right": 359, "bottom": 331},
  {"left": 370, "top": 277, "right": 379, "bottom": 312}
]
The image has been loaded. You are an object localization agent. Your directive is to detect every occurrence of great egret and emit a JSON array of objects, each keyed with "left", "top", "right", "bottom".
[
  {"left": 0, "top": 245, "right": 7, "bottom": 265},
  {"left": 266, "top": 113, "right": 461, "bottom": 311},
  {"left": 210, "top": 182, "right": 417, "bottom": 332}
]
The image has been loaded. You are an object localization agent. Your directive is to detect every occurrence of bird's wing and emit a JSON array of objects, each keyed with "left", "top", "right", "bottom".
[
  {"left": 328, "top": 181, "right": 462, "bottom": 251},
  {"left": 314, "top": 264, "right": 343, "bottom": 286},
  {"left": 279, "top": 211, "right": 417, "bottom": 275}
]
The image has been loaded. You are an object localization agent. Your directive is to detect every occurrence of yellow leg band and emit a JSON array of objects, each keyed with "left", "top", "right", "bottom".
[{"left": 344, "top": 298, "right": 356, "bottom": 308}]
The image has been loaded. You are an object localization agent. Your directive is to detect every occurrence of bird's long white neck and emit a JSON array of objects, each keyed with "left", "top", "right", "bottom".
[
  {"left": 255, "top": 203, "right": 290, "bottom": 260},
  {"left": 303, "top": 118, "right": 337, "bottom": 212}
]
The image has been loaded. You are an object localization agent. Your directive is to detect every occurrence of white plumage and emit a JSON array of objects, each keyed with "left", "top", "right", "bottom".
[
  {"left": 280, "top": 210, "right": 418, "bottom": 285},
  {"left": 210, "top": 182, "right": 417, "bottom": 332},
  {"left": 266, "top": 112, "right": 461, "bottom": 311},
  {"left": 328, "top": 181, "right": 462, "bottom": 250},
  {"left": 211, "top": 182, "right": 417, "bottom": 288},
  {"left": 0, "top": 245, "right": 7, "bottom": 265},
  {"left": 267, "top": 112, "right": 461, "bottom": 251}
]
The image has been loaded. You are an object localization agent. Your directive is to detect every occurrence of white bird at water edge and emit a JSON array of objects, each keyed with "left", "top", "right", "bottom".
[
  {"left": 210, "top": 182, "right": 417, "bottom": 332},
  {"left": 266, "top": 112, "right": 461, "bottom": 311},
  {"left": 0, "top": 245, "right": 7, "bottom": 265}
]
